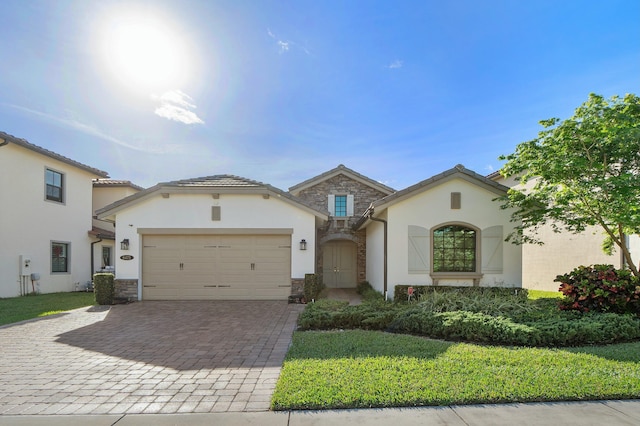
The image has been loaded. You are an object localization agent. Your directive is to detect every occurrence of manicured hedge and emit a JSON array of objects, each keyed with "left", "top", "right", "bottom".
[
  {"left": 93, "top": 273, "right": 114, "bottom": 305},
  {"left": 393, "top": 285, "right": 527, "bottom": 303},
  {"left": 298, "top": 287, "right": 640, "bottom": 347}
]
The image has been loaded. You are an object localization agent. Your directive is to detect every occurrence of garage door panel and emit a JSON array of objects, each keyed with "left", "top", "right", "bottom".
[{"left": 142, "top": 234, "right": 291, "bottom": 300}]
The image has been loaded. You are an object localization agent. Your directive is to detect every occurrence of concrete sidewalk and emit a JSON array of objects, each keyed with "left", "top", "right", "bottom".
[{"left": 1, "top": 400, "right": 639, "bottom": 425}]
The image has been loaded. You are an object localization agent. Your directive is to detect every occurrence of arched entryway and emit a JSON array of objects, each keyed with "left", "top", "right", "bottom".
[{"left": 322, "top": 240, "right": 357, "bottom": 288}]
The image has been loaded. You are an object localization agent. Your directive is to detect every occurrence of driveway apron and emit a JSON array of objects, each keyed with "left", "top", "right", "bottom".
[{"left": 0, "top": 301, "right": 304, "bottom": 415}]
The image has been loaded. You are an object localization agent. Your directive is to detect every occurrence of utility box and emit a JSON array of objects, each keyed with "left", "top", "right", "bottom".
[{"left": 19, "top": 255, "right": 32, "bottom": 276}]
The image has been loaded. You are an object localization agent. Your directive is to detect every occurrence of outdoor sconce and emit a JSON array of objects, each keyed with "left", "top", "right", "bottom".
[
  {"left": 120, "top": 239, "right": 130, "bottom": 251},
  {"left": 299, "top": 239, "right": 307, "bottom": 251}
]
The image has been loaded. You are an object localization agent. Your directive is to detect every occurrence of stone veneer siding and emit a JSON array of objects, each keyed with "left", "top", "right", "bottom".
[
  {"left": 114, "top": 279, "right": 138, "bottom": 301},
  {"left": 295, "top": 174, "right": 390, "bottom": 286}
]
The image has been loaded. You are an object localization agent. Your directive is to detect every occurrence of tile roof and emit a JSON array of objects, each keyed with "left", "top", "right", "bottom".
[
  {"left": 0, "top": 130, "right": 109, "bottom": 178},
  {"left": 289, "top": 164, "right": 395, "bottom": 195},
  {"left": 92, "top": 179, "right": 144, "bottom": 191},
  {"left": 167, "top": 175, "right": 264, "bottom": 188},
  {"left": 96, "top": 174, "right": 330, "bottom": 219}
]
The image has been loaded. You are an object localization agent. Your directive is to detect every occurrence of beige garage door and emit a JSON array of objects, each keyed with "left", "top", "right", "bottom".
[{"left": 142, "top": 234, "right": 291, "bottom": 300}]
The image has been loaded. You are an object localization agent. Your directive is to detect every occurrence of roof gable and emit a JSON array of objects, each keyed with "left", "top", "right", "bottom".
[
  {"left": 1, "top": 131, "right": 109, "bottom": 177},
  {"left": 356, "top": 164, "right": 510, "bottom": 228},
  {"left": 289, "top": 164, "right": 395, "bottom": 196},
  {"left": 96, "top": 174, "right": 329, "bottom": 219}
]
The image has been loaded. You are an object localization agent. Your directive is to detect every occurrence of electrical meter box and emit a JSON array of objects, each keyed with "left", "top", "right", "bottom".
[{"left": 19, "top": 255, "right": 32, "bottom": 276}]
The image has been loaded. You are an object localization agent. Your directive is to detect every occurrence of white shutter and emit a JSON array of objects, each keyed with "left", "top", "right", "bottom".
[
  {"left": 481, "top": 225, "right": 503, "bottom": 273},
  {"left": 346, "top": 194, "right": 354, "bottom": 217},
  {"left": 408, "top": 225, "right": 430, "bottom": 273},
  {"left": 328, "top": 194, "right": 335, "bottom": 215}
]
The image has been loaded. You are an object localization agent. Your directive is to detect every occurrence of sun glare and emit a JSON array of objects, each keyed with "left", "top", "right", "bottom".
[{"left": 101, "top": 12, "right": 190, "bottom": 93}]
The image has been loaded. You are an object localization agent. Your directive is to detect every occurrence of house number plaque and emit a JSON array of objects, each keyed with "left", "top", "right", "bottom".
[{"left": 120, "top": 255, "right": 134, "bottom": 260}]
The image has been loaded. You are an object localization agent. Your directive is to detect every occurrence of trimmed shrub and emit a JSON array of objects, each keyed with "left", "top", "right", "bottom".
[
  {"left": 93, "top": 273, "right": 114, "bottom": 305},
  {"left": 393, "top": 285, "right": 527, "bottom": 303},
  {"left": 555, "top": 264, "right": 640, "bottom": 315},
  {"left": 356, "top": 281, "right": 384, "bottom": 301},
  {"left": 386, "top": 308, "right": 640, "bottom": 347},
  {"left": 297, "top": 299, "right": 403, "bottom": 331},
  {"left": 304, "top": 273, "right": 325, "bottom": 302}
]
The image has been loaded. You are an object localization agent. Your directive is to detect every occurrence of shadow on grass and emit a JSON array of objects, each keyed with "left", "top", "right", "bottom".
[
  {"left": 563, "top": 342, "right": 640, "bottom": 363},
  {"left": 285, "top": 330, "right": 453, "bottom": 361}
]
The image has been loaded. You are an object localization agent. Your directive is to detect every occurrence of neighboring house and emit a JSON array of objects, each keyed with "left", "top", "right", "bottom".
[
  {"left": 289, "top": 164, "right": 394, "bottom": 289},
  {"left": 0, "top": 131, "right": 109, "bottom": 298},
  {"left": 96, "top": 175, "right": 329, "bottom": 301},
  {"left": 90, "top": 179, "right": 143, "bottom": 280},
  {"left": 488, "top": 171, "right": 640, "bottom": 291},
  {"left": 357, "top": 165, "right": 522, "bottom": 299}
]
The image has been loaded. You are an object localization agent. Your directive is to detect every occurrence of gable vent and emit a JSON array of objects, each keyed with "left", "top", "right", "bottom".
[{"left": 451, "top": 192, "right": 461, "bottom": 209}]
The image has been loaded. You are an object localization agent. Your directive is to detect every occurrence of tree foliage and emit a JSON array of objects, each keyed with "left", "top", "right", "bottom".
[{"left": 498, "top": 93, "right": 640, "bottom": 275}]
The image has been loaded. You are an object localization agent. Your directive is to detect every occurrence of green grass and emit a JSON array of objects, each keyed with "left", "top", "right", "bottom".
[
  {"left": 272, "top": 330, "right": 640, "bottom": 410},
  {"left": 0, "top": 292, "right": 95, "bottom": 326},
  {"left": 528, "top": 289, "right": 563, "bottom": 299}
]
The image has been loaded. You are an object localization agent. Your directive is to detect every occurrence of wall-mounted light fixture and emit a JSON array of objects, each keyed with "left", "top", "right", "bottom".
[
  {"left": 300, "top": 239, "right": 307, "bottom": 250},
  {"left": 120, "top": 239, "right": 130, "bottom": 251}
]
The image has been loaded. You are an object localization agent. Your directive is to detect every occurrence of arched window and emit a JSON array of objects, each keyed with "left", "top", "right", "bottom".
[{"left": 432, "top": 225, "right": 477, "bottom": 272}]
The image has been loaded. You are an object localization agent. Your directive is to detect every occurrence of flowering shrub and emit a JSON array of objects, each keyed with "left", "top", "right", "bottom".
[{"left": 555, "top": 265, "right": 640, "bottom": 315}]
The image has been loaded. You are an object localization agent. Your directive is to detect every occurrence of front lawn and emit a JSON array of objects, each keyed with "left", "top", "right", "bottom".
[
  {"left": 272, "top": 330, "right": 640, "bottom": 410},
  {"left": 273, "top": 286, "right": 640, "bottom": 410},
  {"left": 0, "top": 292, "right": 95, "bottom": 326}
]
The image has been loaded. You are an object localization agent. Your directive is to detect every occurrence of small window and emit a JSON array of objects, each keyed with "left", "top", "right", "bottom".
[
  {"left": 432, "top": 225, "right": 476, "bottom": 272},
  {"left": 52, "top": 242, "right": 69, "bottom": 273},
  {"left": 334, "top": 195, "right": 347, "bottom": 217},
  {"left": 102, "top": 246, "right": 112, "bottom": 268},
  {"left": 46, "top": 169, "right": 64, "bottom": 203}
]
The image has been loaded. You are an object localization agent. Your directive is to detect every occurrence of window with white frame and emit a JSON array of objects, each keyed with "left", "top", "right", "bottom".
[{"left": 45, "top": 168, "right": 64, "bottom": 203}]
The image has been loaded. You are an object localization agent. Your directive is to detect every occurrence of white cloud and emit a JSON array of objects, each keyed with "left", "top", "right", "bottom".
[
  {"left": 388, "top": 60, "right": 403, "bottom": 69},
  {"left": 152, "top": 90, "right": 204, "bottom": 125},
  {"left": 267, "top": 28, "right": 309, "bottom": 55}
]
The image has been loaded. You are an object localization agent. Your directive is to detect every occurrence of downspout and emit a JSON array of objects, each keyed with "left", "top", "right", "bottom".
[
  {"left": 91, "top": 236, "right": 103, "bottom": 279},
  {"left": 368, "top": 211, "right": 388, "bottom": 300}
]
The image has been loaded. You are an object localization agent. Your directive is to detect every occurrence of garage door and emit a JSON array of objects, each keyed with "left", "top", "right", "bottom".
[{"left": 142, "top": 234, "right": 291, "bottom": 300}]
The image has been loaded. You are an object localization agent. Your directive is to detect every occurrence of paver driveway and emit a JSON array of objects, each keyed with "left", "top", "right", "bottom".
[{"left": 0, "top": 300, "right": 304, "bottom": 415}]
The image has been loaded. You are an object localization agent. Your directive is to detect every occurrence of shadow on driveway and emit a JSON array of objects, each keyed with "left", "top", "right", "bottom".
[{"left": 56, "top": 301, "right": 303, "bottom": 371}]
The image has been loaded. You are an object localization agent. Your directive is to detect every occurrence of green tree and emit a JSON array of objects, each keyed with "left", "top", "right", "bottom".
[{"left": 499, "top": 93, "right": 640, "bottom": 276}]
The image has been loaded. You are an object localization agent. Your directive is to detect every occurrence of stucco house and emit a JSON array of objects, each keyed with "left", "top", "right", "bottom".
[
  {"left": 0, "top": 131, "right": 109, "bottom": 297},
  {"left": 96, "top": 175, "right": 329, "bottom": 300},
  {"left": 357, "top": 164, "right": 522, "bottom": 299}
]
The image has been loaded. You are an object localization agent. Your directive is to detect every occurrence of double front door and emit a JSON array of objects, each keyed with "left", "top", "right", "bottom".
[{"left": 322, "top": 241, "right": 357, "bottom": 288}]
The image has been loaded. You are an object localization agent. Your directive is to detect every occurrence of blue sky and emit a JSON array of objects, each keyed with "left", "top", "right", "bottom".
[{"left": 1, "top": 0, "right": 638, "bottom": 190}]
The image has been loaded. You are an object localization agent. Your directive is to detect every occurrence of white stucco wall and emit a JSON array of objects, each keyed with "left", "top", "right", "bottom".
[
  {"left": 0, "top": 144, "right": 98, "bottom": 297},
  {"left": 371, "top": 178, "right": 522, "bottom": 300},
  {"left": 90, "top": 185, "right": 141, "bottom": 276},
  {"left": 364, "top": 216, "right": 386, "bottom": 298},
  {"left": 109, "top": 192, "right": 318, "bottom": 292}
]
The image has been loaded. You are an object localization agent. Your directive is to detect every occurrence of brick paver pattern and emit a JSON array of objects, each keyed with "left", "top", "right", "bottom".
[{"left": 0, "top": 301, "right": 303, "bottom": 415}]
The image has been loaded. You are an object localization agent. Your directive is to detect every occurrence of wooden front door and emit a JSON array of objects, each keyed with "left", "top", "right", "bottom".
[{"left": 322, "top": 241, "right": 357, "bottom": 288}]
